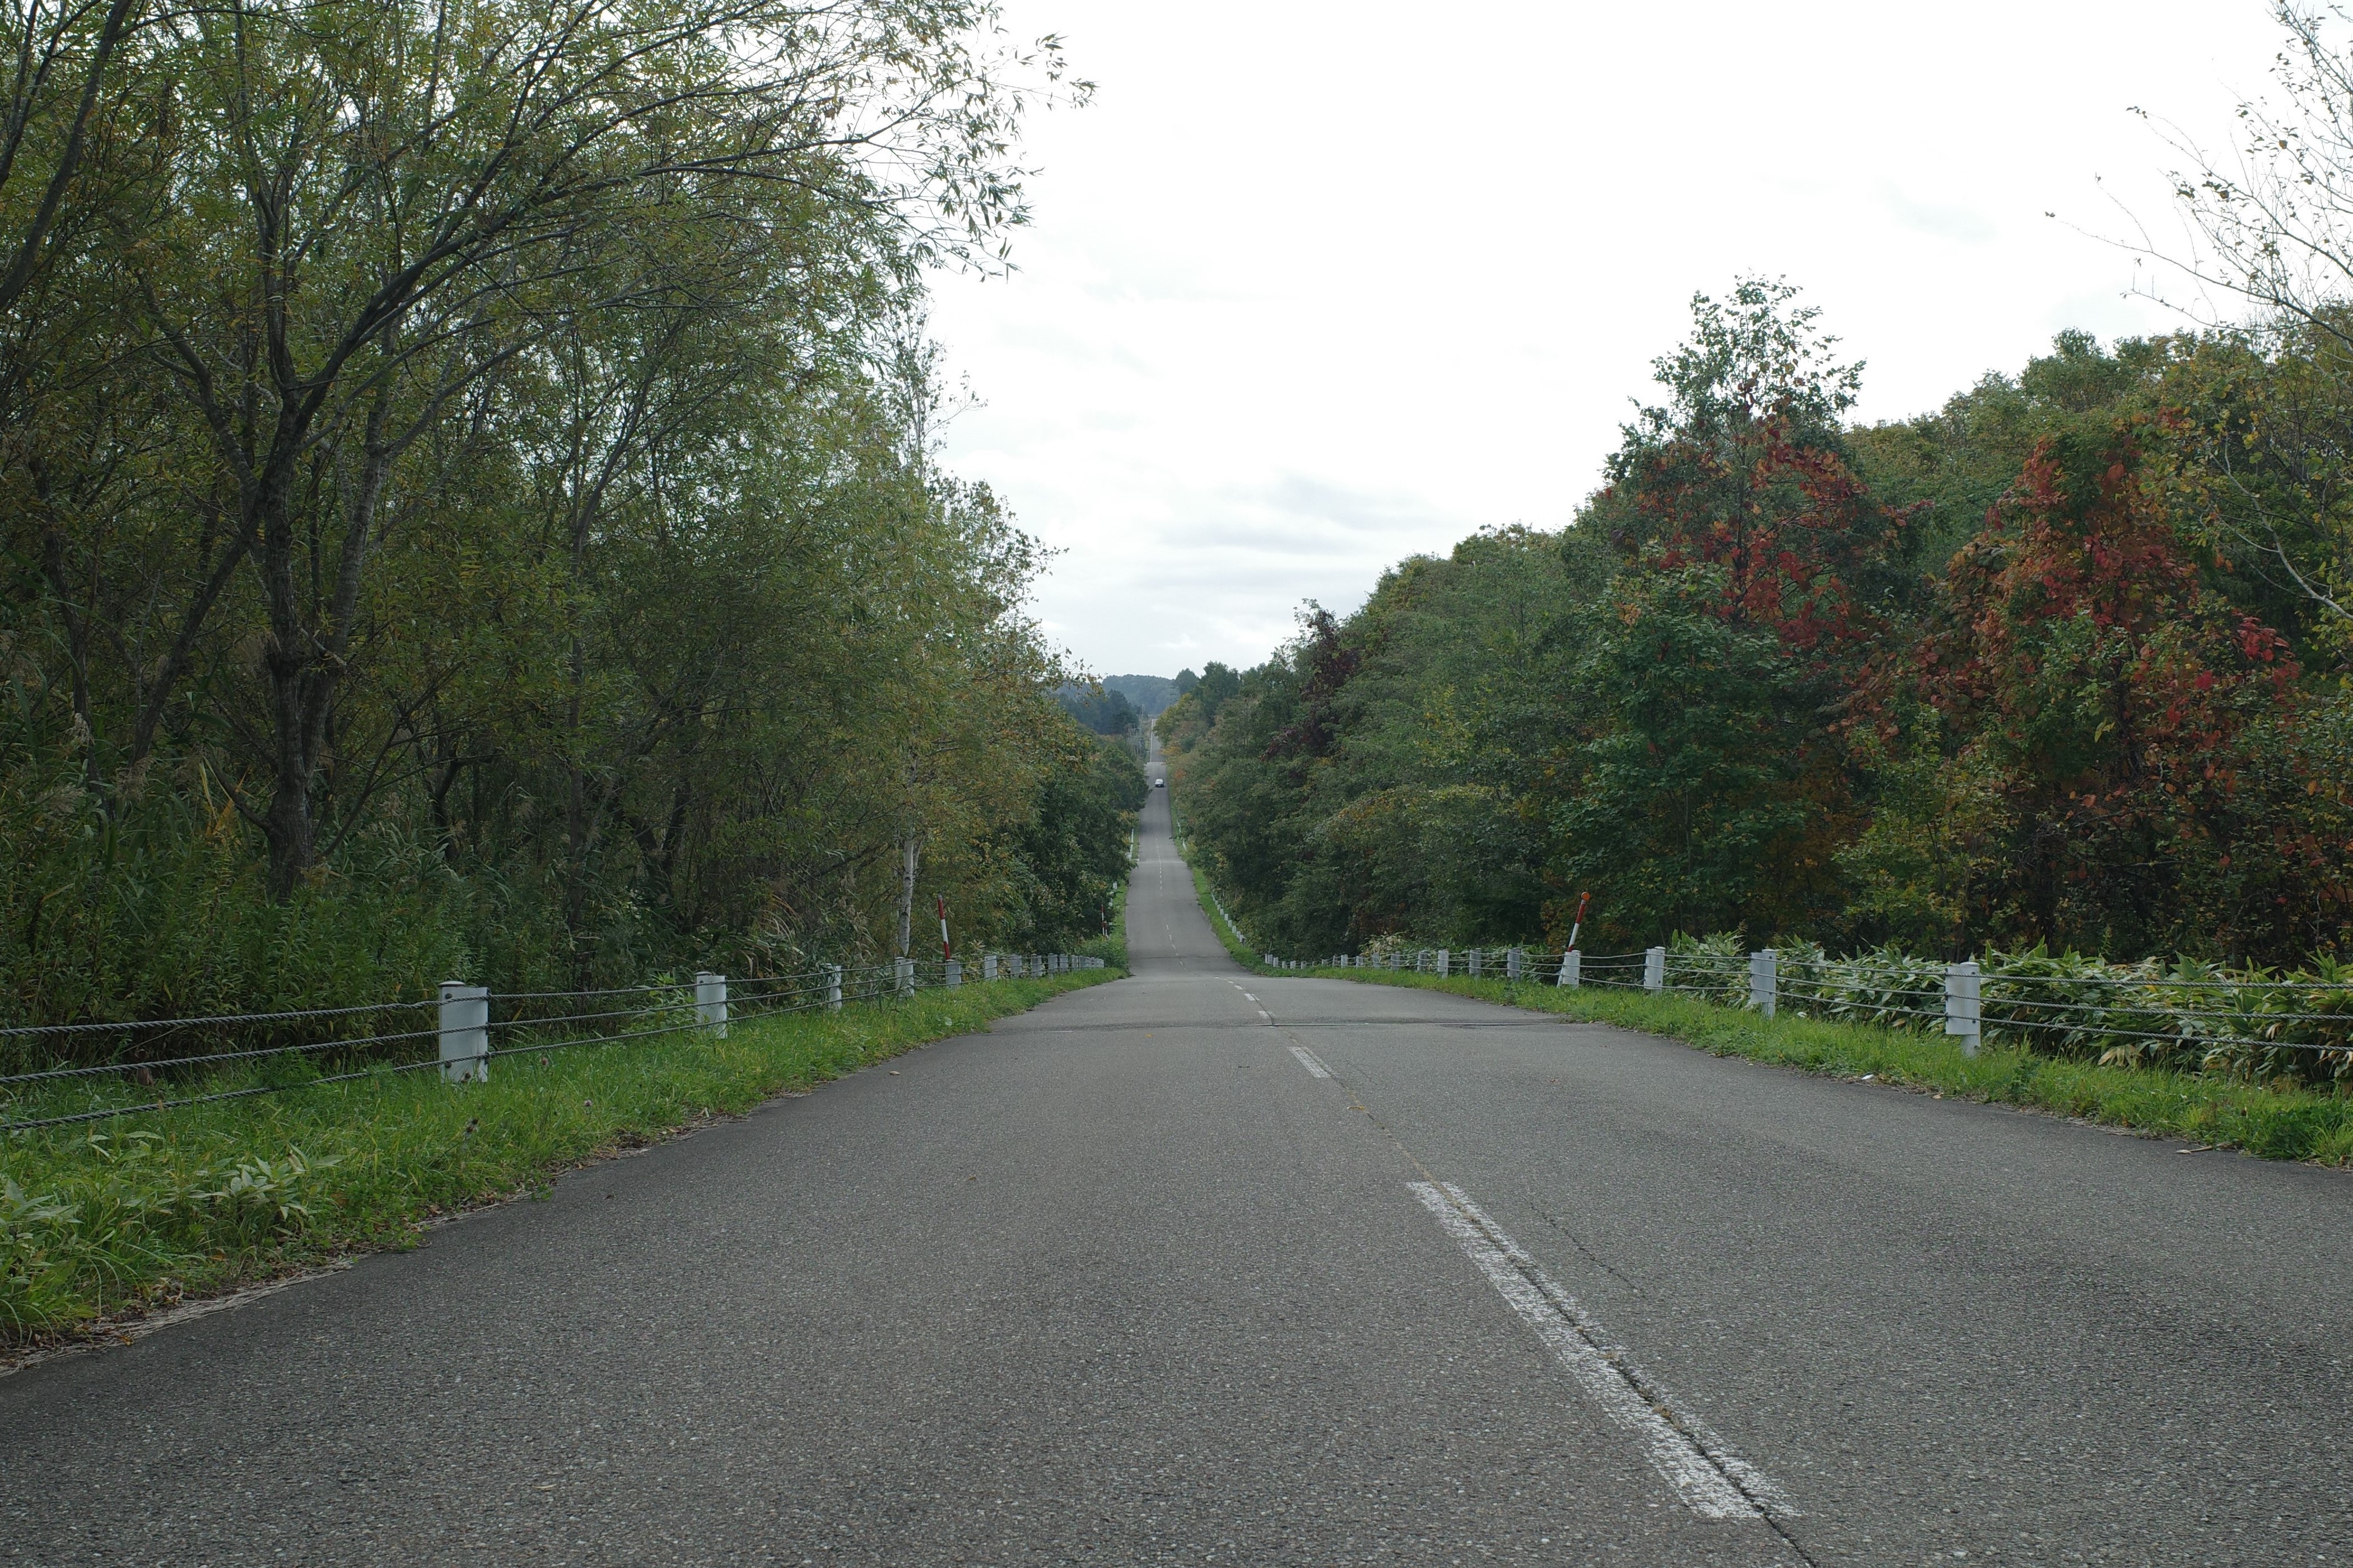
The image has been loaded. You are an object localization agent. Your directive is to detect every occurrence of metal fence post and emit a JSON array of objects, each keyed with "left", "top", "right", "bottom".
[
  {"left": 695, "top": 972, "right": 728, "bottom": 1038},
  {"left": 1945, "top": 960, "right": 1982, "bottom": 1057},
  {"left": 1748, "top": 950, "right": 1777, "bottom": 1019},
  {"left": 439, "top": 981, "right": 489, "bottom": 1084},
  {"left": 1558, "top": 950, "right": 1580, "bottom": 988},
  {"left": 1643, "top": 947, "right": 1665, "bottom": 994},
  {"left": 826, "top": 963, "right": 843, "bottom": 1011}
]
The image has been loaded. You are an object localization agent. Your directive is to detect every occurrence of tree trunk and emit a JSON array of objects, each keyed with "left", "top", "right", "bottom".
[
  {"left": 895, "top": 834, "right": 920, "bottom": 958},
  {"left": 257, "top": 389, "right": 393, "bottom": 899}
]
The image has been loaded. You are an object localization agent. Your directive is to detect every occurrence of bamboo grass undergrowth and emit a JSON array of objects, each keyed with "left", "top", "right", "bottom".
[
  {"left": 1, "top": 968, "right": 1119, "bottom": 1350},
  {"left": 1301, "top": 965, "right": 2353, "bottom": 1169}
]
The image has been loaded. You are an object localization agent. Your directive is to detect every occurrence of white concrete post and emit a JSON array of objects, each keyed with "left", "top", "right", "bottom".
[
  {"left": 946, "top": 958, "right": 962, "bottom": 988},
  {"left": 1436, "top": 948, "right": 1451, "bottom": 977},
  {"left": 895, "top": 956, "right": 914, "bottom": 998},
  {"left": 1507, "top": 948, "right": 1523, "bottom": 982},
  {"left": 695, "top": 972, "right": 728, "bottom": 1038},
  {"left": 982, "top": 953, "right": 998, "bottom": 982},
  {"left": 438, "top": 981, "right": 489, "bottom": 1084},
  {"left": 1748, "top": 950, "right": 1777, "bottom": 1019},
  {"left": 1557, "top": 951, "right": 1581, "bottom": 988},
  {"left": 827, "top": 963, "right": 842, "bottom": 1011},
  {"left": 1945, "top": 960, "right": 1982, "bottom": 1057},
  {"left": 1643, "top": 947, "right": 1666, "bottom": 994}
]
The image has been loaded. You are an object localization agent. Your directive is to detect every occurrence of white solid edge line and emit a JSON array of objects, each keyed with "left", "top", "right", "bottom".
[
  {"left": 1408, "top": 1180, "right": 1796, "bottom": 1521},
  {"left": 1289, "top": 1045, "right": 1332, "bottom": 1078}
]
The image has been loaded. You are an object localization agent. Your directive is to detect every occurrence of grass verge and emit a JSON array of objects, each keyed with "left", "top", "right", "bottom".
[
  {"left": 1299, "top": 965, "right": 2353, "bottom": 1168},
  {"left": 1185, "top": 859, "right": 1266, "bottom": 972},
  {"left": 1, "top": 968, "right": 1117, "bottom": 1350}
]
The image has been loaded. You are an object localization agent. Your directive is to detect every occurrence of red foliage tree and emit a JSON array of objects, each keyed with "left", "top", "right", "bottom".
[{"left": 1890, "top": 434, "right": 2349, "bottom": 956}]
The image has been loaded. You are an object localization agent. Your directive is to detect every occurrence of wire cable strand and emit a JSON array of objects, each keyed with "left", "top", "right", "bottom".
[{"left": 0, "top": 997, "right": 436, "bottom": 1038}]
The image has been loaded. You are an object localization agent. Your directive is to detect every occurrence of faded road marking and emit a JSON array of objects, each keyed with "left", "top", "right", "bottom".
[
  {"left": 1409, "top": 1181, "right": 1795, "bottom": 1522},
  {"left": 1289, "top": 1046, "right": 1332, "bottom": 1078}
]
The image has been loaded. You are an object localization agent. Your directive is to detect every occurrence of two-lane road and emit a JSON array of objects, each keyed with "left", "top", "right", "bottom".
[{"left": 7, "top": 769, "right": 2349, "bottom": 1564}]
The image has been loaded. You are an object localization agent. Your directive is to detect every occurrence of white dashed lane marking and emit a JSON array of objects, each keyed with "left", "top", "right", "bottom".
[
  {"left": 1410, "top": 1181, "right": 1796, "bottom": 1522},
  {"left": 1288, "top": 1046, "right": 1332, "bottom": 1079}
]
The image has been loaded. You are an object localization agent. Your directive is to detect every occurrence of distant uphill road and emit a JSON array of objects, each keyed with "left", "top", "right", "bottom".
[{"left": 5, "top": 749, "right": 2349, "bottom": 1564}]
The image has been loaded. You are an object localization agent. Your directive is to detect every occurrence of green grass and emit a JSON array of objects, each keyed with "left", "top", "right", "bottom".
[
  {"left": 1299, "top": 964, "right": 2353, "bottom": 1168},
  {"left": 1184, "top": 859, "right": 1268, "bottom": 973},
  {"left": 0, "top": 968, "right": 1119, "bottom": 1349}
]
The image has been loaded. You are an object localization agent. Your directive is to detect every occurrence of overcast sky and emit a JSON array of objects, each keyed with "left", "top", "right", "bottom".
[{"left": 925, "top": 0, "right": 2288, "bottom": 680}]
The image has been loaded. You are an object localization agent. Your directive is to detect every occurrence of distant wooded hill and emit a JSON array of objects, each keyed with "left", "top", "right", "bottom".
[
  {"left": 1057, "top": 684, "right": 1141, "bottom": 736},
  {"left": 1103, "top": 674, "right": 1184, "bottom": 717}
]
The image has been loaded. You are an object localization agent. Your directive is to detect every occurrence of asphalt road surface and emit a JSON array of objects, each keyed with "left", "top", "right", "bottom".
[{"left": 7, "top": 759, "right": 2351, "bottom": 1566}]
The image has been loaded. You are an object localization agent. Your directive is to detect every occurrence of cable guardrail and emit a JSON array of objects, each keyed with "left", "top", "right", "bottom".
[
  {"left": 1, "top": 949, "right": 1110, "bottom": 1136},
  {"left": 1265, "top": 937, "right": 2353, "bottom": 1076}
]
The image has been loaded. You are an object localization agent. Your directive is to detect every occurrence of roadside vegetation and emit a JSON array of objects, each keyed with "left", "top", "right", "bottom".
[
  {"left": 1164, "top": 297, "right": 2353, "bottom": 976},
  {"left": 2, "top": 966, "right": 1118, "bottom": 1350},
  {"left": 0, "top": 0, "right": 1154, "bottom": 1352},
  {"left": 0, "top": 0, "right": 1128, "bottom": 1051}
]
